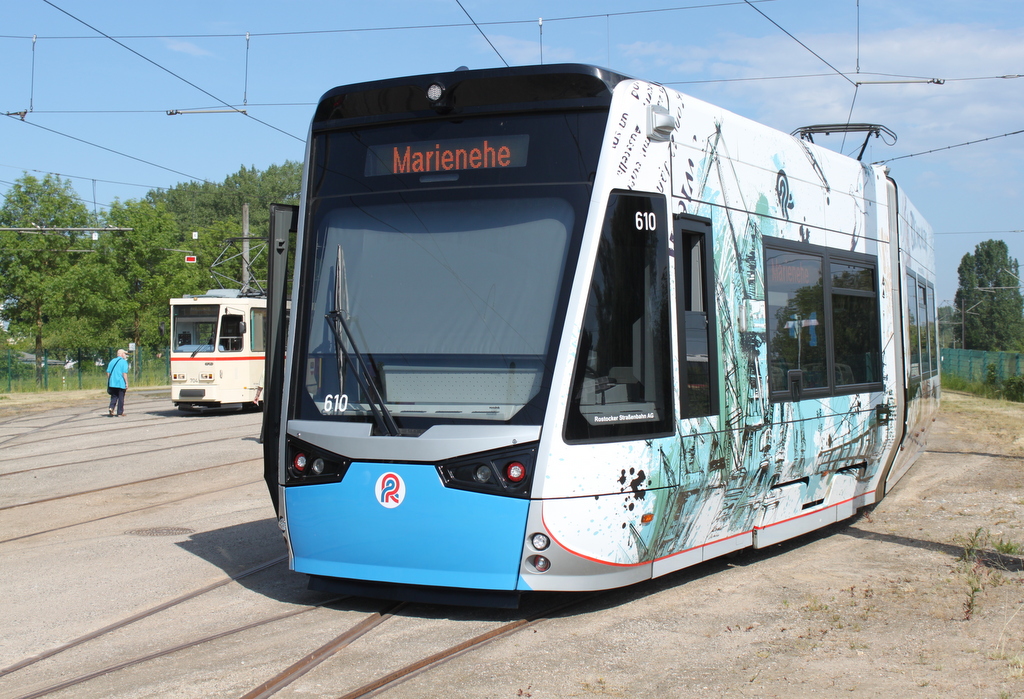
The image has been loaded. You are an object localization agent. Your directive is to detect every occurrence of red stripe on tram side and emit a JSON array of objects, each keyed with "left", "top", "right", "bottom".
[{"left": 171, "top": 356, "right": 264, "bottom": 362}]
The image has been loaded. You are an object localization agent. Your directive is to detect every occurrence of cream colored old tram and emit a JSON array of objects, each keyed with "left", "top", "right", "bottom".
[{"left": 170, "top": 290, "right": 267, "bottom": 411}]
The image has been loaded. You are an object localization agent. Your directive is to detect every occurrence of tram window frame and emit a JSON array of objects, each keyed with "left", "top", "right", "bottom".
[
  {"left": 218, "top": 314, "right": 245, "bottom": 353},
  {"left": 564, "top": 190, "right": 674, "bottom": 443},
  {"left": 906, "top": 270, "right": 937, "bottom": 380},
  {"left": 251, "top": 307, "right": 267, "bottom": 353},
  {"left": 675, "top": 214, "right": 718, "bottom": 418},
  {"left": 764, "top": 238, "right": 883, "bottom": 401}
]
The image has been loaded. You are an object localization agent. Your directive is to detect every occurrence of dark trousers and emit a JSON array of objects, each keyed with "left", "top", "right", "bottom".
[{"left": 108, "top": 387, "right": 126, "bottom": 415}]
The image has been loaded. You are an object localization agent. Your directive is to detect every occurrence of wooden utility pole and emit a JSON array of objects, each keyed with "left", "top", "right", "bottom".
[{"left": 241, "top": 203, "right": 250, "bottom": 295}]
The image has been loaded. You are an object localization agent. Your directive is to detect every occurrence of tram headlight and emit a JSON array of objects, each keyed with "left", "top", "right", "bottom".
[
  {"left": 531, "top": 555, "right": 551, "bottom": 573},
  {"left": 530, "top": 533, "right": 550, "bottom": 551},
  {"left": 473, "top": 465, "right": 492, "bottom": 483},
  {"left": 311, "top": 458, "right": 325, "bottom": 475},
  {"left": 427, "top": 82, "right": 445, "bottom": 101}
]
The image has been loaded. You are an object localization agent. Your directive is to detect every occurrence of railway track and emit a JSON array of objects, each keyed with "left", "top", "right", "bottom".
[
  {"left": 5, "top": 578, "right": 603, "bottom": 699},
  {"left": 0, "top": 410, "right": 254, "bottom": 456}
]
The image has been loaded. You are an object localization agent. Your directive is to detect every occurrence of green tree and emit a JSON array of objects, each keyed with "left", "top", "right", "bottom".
[
  {"left": 953, "top": 240, "right": 1024, "bottom": 351},
  {"left": 150, "top": 162, "right": 301, "bottom": 242},
  {"left": 101, "top": 199, "right": 203, "bottom": 351},
  {"left": 149, "top": 162, "right": 300, "bottom": 292},
  {"left": 0, "top": 174, "right": 94, "bottom": 382}
]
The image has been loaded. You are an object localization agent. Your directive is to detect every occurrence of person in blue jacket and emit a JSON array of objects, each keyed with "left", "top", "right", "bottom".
[{"left": 105, "top": 349, "right": 129, "bottom": 417}]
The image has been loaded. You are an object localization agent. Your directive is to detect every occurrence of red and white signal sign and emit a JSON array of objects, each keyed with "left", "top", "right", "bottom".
[{"left": 185, "top": 255, "right": 197, "bottom": 263}]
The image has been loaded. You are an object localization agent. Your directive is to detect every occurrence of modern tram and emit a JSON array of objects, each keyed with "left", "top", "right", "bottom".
[
  {"left": 170, "top": 290, "right": 267, "bottom": 411},
  {"left": 262, "top": 64, "right": 939, "bottom": 607}
]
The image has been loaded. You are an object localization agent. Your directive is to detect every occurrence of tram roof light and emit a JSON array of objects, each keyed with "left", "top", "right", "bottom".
[{"left": 427, "top": 83, "right": 445, "bottom": 102}]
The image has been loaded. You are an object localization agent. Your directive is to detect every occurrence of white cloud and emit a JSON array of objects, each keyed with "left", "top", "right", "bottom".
[
  {"left": 470, "top": 33, "right": 575, "bottom": 66},
  {"left": 161, "top": 39, "right": 215, "bottom": 58}
]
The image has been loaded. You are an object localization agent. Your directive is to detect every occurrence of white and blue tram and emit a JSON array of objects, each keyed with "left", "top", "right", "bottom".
[{"left": 263, "top": 64, "right": 939, "bottom": 607}]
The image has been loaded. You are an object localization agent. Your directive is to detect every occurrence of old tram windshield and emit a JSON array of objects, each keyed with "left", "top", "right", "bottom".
[
  {"left": 172, "top": 304, "right": 217, "bottom": 353},
  {"left": 293, "top": 111, "right": 607, "bottom": 428}
]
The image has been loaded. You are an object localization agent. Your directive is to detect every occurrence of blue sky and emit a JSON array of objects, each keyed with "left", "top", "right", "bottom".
[{"left": 2, "top": 0, "right": 1023, "bottom": 307}]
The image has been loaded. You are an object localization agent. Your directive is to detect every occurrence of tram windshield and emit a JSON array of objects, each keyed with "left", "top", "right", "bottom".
[
  {"left": 294, "top": 111, "right": 606, "bottom": 428},
  {"left": 172, "top": 304, "right": 217, "bottom": 353}
]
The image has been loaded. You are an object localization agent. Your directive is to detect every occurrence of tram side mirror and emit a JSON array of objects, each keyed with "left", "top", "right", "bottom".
[
  {"left": 787, "top": 369, "right": 803, "bottom": 401},
  {"left": 647, "top": 104, "right": 677, "bottom": 141},
  {"left": 239, "top": 321, "right": 246, "bottom": 334}
]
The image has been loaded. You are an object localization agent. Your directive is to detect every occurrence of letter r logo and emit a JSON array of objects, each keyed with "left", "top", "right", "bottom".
[{"left": 376, "top": 472, "right": 405, "bottom": 508}]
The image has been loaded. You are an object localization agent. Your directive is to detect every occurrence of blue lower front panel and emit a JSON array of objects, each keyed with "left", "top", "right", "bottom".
[{"left": 286, "top": 461, "right": 529, "bottom": 591}]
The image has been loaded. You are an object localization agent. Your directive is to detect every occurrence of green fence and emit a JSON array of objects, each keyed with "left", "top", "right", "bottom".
[
  {"left": 2, "top": 348, "right": 170, "bottom": 393},
  {"left": 940, "top": 348, "right": 1024, "bottom": 383}
]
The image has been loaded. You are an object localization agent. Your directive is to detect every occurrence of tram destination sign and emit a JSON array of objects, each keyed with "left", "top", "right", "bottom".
[{"left": 365, "top": 135, "right": 529, "bottom": 177}]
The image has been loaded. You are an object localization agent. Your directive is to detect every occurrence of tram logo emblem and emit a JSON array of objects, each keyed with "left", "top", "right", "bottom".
[{"left": 375, "top": 472, "right": 405, "bottom": 508}]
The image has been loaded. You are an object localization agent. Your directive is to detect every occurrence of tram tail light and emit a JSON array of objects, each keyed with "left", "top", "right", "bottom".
[
  {"left": 437, "top": 444, "right": 537, "bottom": 499},
  {"left": 285, "top": 437, "right": 351, "bottom": 485},
  {"left": 531, "top": 555, "right": 551, "bottom": 573},
  {"left": 505, "top": 461, "right": 526, "bottom": 483}
]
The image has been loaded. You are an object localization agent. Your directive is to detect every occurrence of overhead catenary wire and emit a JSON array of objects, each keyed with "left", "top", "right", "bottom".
[
  {"left": 0, "top": 2, "right": 779, "bottom": 41},
  {"left": 38, "top": 0, "right": 303, "bottom": 143},
  {"left": 874, "top": 128, "right": 1024, "bottom": 165},
  {"left": 454, "top": 0, "right": 508, "bottom": 68},
  {"left": 935, "top": 230, "right": 1024, "bottom": 236},
  {"left": 3, "top": 113, "right": 213, "bottom": 184},
  {"left": 2, "top": 0, "right": 1019, "bottom": 207},
  {"left": 742, "top": 0, "right": 856, "bottom": 87}
]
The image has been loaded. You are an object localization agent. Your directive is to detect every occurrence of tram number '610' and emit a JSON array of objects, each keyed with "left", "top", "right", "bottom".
[
  {"left": 323, "top": 394, "right": 349, "bottom": 415},
  {"left": 635, "top": 210, "right": 657, "bottom": 232}
]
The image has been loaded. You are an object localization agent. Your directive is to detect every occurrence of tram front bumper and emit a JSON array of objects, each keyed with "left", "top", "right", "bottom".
[{"left": 284, "top": 461, "right": 529, "bottom": 591}]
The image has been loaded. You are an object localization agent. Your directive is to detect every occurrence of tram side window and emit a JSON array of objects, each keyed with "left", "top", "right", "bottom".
[
  {"left": 565, "top": 192, "right": 674, "bottom": 442},
  {"left": 925, "top": 282, "right": 936, "bottom": 376},
  {"left": 765, "top": 239, "right": 882, "bottom": 400},
  {"left": 251, "top": 308, "right": 267, "bottom": 353},
  {"left": 219, "top": 314, "right": 244, "bottom": 352},
  {"left": 906, "top": 274, "right": 920, "bottom": 379},
  {"left": 906, "top": 272, "right": 936, "bottom": 379},
  {"left": 765, "top": 247, "right": 828, "bottom": 393},
  {"left": 920, "top": 280, "right": 933, "bottom": 375},
  {"left": 831, "top": 260, "right": 881, "bottom": 386},
  {"left": 675, "top": 215, "right": 718, "bottom": 418}
]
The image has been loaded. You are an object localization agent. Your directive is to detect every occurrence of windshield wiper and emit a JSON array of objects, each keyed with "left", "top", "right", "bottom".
[
  {"left": 191, "top": 336, "right": 214, "bottom": 358},
  {"left": 325, "top": 245, "right": 399, "bottom": 436}
]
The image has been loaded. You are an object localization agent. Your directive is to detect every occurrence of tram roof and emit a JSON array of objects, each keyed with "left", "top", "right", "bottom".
[
  {"left": 312, "top": 63, "right": 632, "bottom": 127},
  {"left": 174, "top": 289, "right": 266, "bottom": 300}
]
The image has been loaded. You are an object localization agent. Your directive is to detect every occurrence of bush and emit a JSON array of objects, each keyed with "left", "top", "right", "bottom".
[{"left": 1004, "top": 374, "right": 1024, "bottom": 402}]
